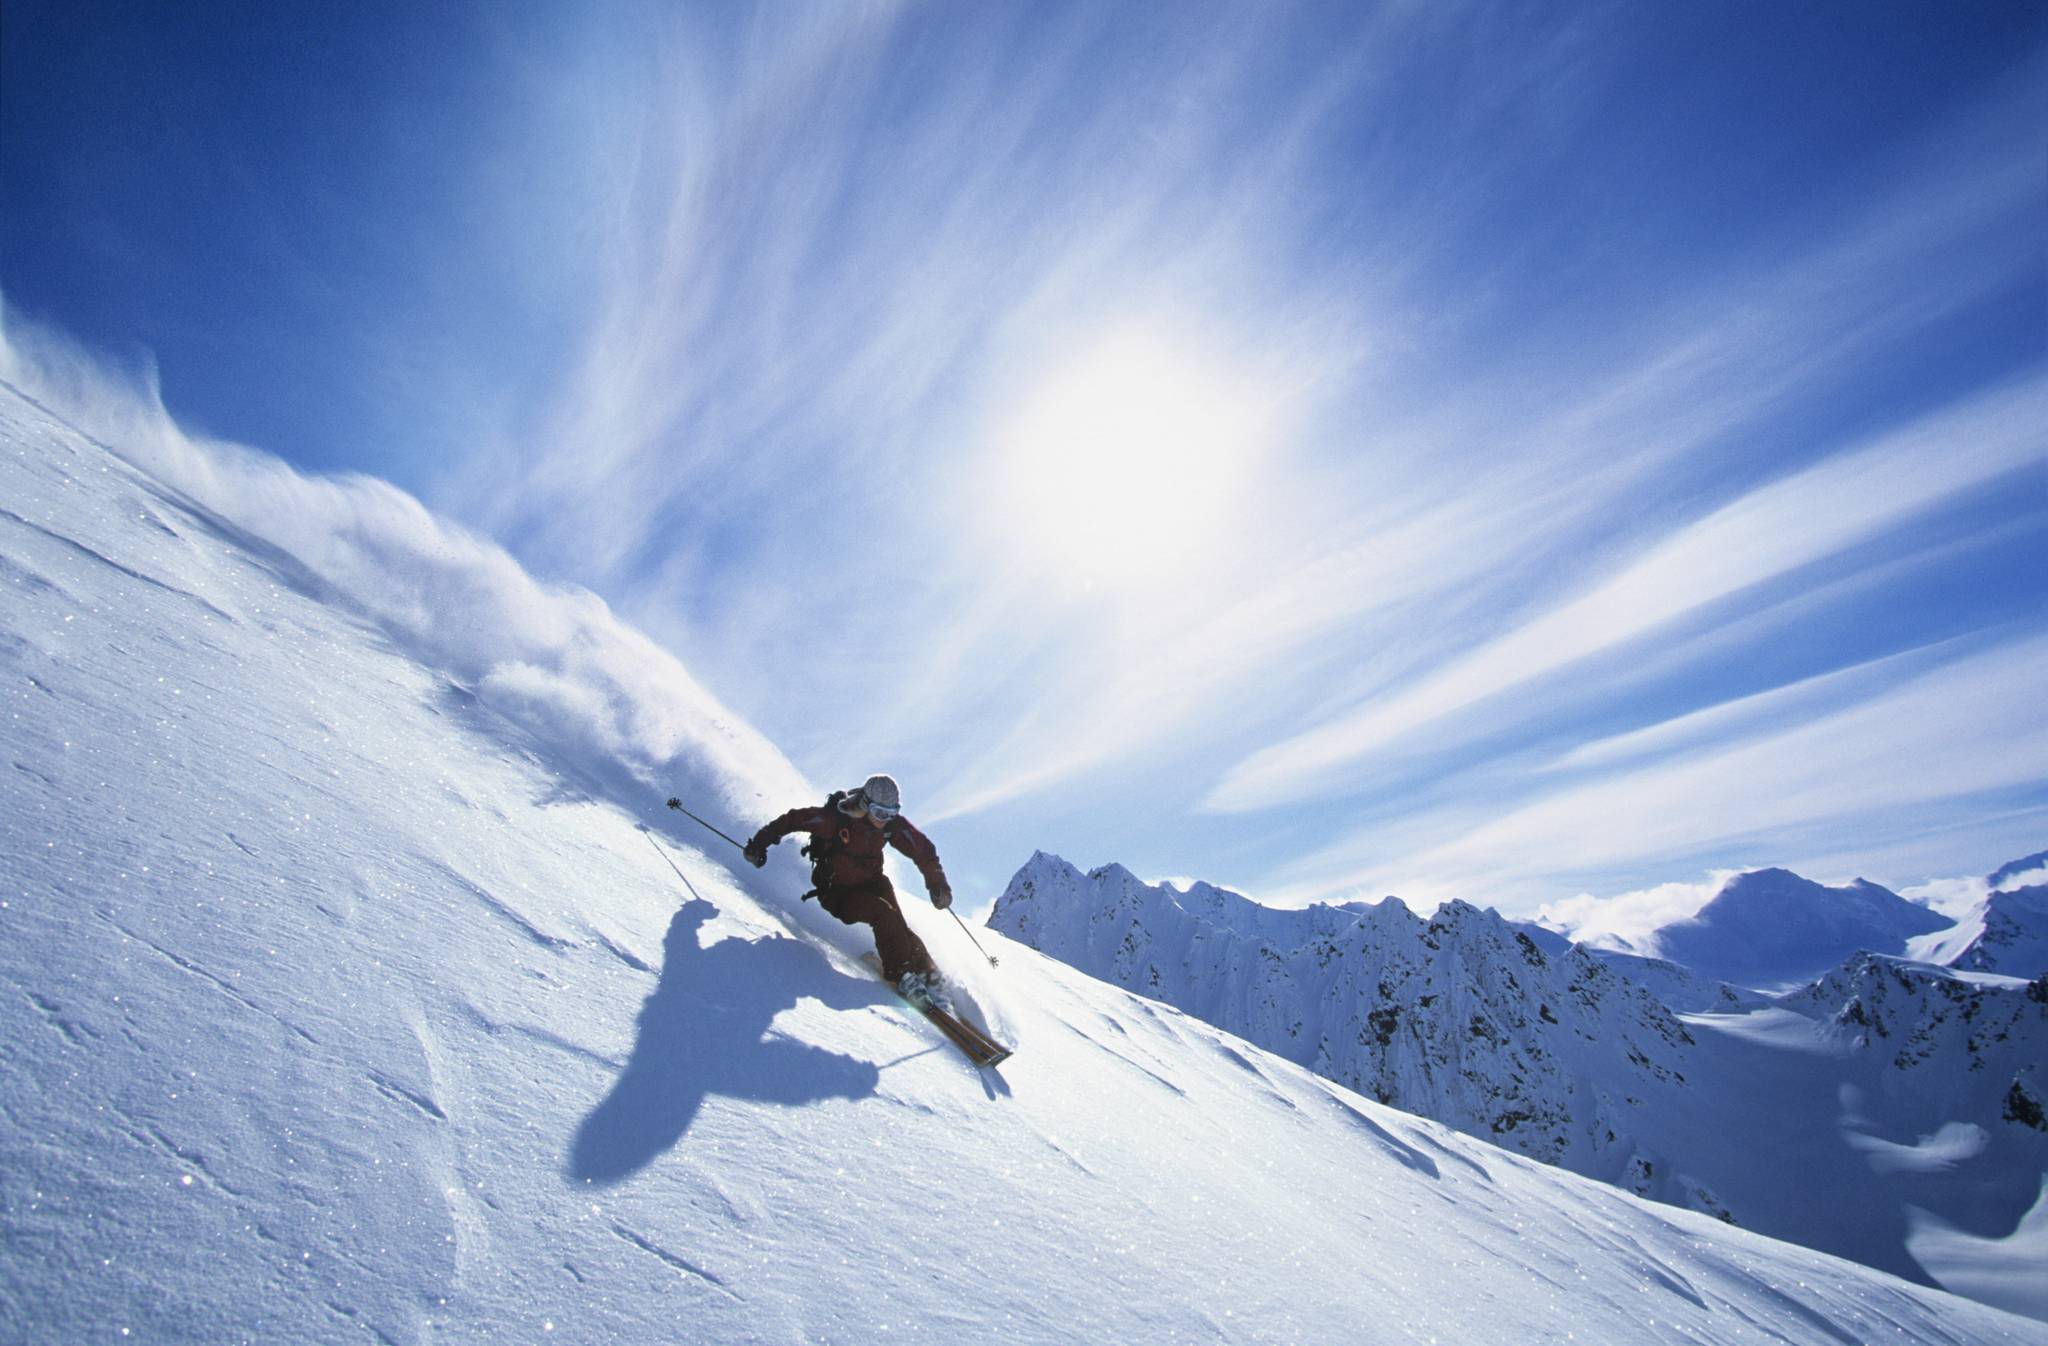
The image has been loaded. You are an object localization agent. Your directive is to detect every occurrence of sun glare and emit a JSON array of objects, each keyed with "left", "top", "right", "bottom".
[{"left": 991, "top": 325, "right": 1273, "bottom": 590}]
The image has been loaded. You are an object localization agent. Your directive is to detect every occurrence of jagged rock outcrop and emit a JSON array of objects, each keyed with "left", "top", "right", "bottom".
[
  {"left": 1777, "top": 952, "right": 2048, "bottom": 1133},
  {"left": 989, "top": 853, "right": 1694, "bottom": 1179},
  {"left": 1511, "top": 919, "right": 1768, "bottom": 1013},
  {"left": 2006, "top": 1077, "right": 2046, "bottom": 1132}
]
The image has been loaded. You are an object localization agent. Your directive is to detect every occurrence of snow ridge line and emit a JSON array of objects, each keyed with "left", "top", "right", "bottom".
[
  {"left": 365, "top": 1070, "right": 449, "bottom": 1123},
  {"left": 0, "top": 504, "right": 239, "bottom": 625},
  {"left": 96, "top": 910, "right": 321, "bottom": 1046},
  {"left": 608, "top": 1223, "right": 741, "bottom": 1300},
  {"left": 21, "top": 988, "right": 95, "bottom": 1046},
  {"left": 424, "top": 859, "right": 575, "bottom": 953}
]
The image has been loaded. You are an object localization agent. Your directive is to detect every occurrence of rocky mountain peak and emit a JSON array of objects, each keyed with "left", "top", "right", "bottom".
[{"left": 989, "top": 854, "right": 1696, "bottom": 1178}]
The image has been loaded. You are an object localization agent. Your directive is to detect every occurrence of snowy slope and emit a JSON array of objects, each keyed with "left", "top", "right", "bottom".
[
  {"left": 4, "top": 383, "right": 2045, "bottom": 1345},
  {"left": 1508, "top": 922, "right": 1770, "bottom": 1014},
  {"left": 1909, "top": 853, "right": 2048, "bottom": 977},
  {"left": 1592, "top": 951, "right": 1776, "bottom": 1014},
  {"left": 989, "top": 854, "right": 2048, "bottom": 1321},
  {"left": 1645, "top": 868, "right": 1953, "bottom": 990},
  {"left": 1767, "top": 956, "right": 2048, "bottom": 1312},
  {"left": 1911, "top": 885, "right": 2048, "bottom": 978},
  {"left": 1953, "top": 885, "right": 2048, "bottom": 976}
]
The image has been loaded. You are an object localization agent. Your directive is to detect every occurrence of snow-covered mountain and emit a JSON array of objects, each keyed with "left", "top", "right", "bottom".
[
  {"left": 1990, "top": 850, "right": 2048, "bottom": 892},
  {"left": 990, "top": 853, "right": 1699, "bottom": 1178},
  {"left": 1953, "top": 885, "right": 2048, "bottom": 976},
  {"left": 1910, "top": 851, "right": 2048, "bottom": 978},
  {"left": 1589, "top": 950, "right": 1776, "bottom": 1014},
  {"left": 1509, "top": 920, "right": 1773, "bottom": 1013},
  {"left": 989, "top": 854, "right": 2048, "bottom": 1320},
  {"left": 7, "top": 378, "right": 2047, "bottom": 1343},
  {"left": 1778, "top": 954, "right": 2045, "bottom": 1097},
  {"left": 1640, "top": 867, "right": 1953, "bottom": 990}
]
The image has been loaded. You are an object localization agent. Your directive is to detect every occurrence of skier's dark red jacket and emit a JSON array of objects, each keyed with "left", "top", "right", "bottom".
[{"left": 751, "top": 801, "right": 952, "bottom": 902}]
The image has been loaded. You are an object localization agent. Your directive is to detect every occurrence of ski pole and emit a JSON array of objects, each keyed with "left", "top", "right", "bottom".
[
  {"left": 666, "top": 797, "right": 745, "bottom": 852},
  {"left": 950, "top": 909, "right": 999, "bottom": 967},
  {"left": 642, "top": 828, "right": 709, "bottom": 903}
]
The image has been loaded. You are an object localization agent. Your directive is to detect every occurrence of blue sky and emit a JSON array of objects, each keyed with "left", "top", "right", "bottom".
[{"left": 5, "top": 1, "right": 2044, "bottom": 919}]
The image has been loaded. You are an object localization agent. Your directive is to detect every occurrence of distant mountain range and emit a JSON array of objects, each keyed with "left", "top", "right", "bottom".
[
  {"left": 1625, "top": 868, "right": 1952, "bottom": 990},
  {"left": 988, "top": 851, "right": 2048, "bottom": 1319},
  {"left": 990, "top": 853, "right": 1695, "bottom": 1174}
]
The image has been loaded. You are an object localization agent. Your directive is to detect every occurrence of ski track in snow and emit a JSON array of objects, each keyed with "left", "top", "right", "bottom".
[{"left": 4, "top": 383, "right": 2046, "bottom": 1343}]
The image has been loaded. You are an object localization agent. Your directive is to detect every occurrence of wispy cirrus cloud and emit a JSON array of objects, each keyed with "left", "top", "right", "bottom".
[
  {"left": 911, "top": 56, "right": 2045, "bottom": 835},
  {"left": 1276, "top": 630, "right": 2048, "bottom": 909},
  {"left": 429, "top": 4, "right": 1503, "bottom": 790},
  {"left": 39, "top": 2, "right": 2030, "bottom": 905},
  {"left": 1204, "top": 372, "right": 2048, "bottom": 814},
  {"left": 1538, "top": 641, "right": 1952, "bottom": 777}
]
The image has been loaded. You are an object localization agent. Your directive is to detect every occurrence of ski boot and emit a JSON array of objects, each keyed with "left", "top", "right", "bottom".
[{"left": 894, "top": 970, "right": 954, "bottom": 1014}]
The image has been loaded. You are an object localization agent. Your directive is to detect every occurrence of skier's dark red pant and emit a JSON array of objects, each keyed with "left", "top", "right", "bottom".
[{"left": 817, "top": 876, "right": 936, "bottom": 982}]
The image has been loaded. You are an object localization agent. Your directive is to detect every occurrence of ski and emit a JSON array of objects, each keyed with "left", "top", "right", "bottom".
[{"left": 864, "top": 956, "right": 1013, "bottom": 1068}]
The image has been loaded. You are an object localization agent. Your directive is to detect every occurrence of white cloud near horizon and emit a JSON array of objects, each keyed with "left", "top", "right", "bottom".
[{"left": 1535, "top": 871, "right": 1747, "bottom": 950}]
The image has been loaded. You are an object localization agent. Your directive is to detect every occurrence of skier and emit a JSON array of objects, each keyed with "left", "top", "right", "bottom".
[{"left": 743, "top": 774, "right": 954, "bottom": 1002}]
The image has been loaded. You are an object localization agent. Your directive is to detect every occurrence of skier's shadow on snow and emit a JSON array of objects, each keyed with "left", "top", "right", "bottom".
[{"left": 567, "top": 898, "right": 881, "bottom": 1186}]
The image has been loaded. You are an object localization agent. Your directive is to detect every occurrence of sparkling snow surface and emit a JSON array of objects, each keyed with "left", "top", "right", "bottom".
[{"left": 4, "top": 381, "right": 2043, "bottom": 1344}]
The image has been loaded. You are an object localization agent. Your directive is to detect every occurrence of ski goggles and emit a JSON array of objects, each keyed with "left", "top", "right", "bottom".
[{"left": 865, "top": 797, "right": 901, "bottom": 821}]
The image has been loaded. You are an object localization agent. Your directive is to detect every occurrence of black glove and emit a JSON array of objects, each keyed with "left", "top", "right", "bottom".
[
  {"left": 931, "top": 887, "right": 953, "bottom": 911},
  {"left": 743, "top": 840, "right": 768, "bottom": 869}
]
